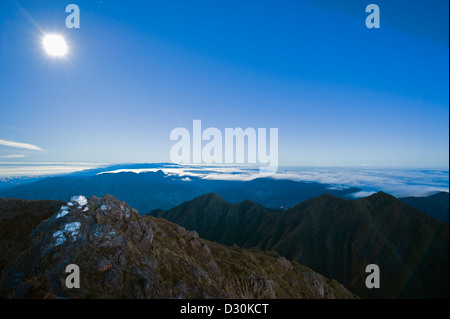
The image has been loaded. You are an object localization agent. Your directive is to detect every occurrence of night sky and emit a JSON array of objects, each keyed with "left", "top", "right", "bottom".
[{"left": 0, "top": 0, "right": 448, "bottom": 169}]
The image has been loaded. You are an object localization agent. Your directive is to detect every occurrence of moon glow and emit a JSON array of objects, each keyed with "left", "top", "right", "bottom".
[{"left": 42, "top": 34, "right": 68, "bottom": 57}]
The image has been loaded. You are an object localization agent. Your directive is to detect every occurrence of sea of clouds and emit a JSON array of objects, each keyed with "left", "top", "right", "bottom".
[
  {"left": 1, "top": 162, "right": 448, "bottom": 198},
  {"left": 99, "top": 164, "right": 449, "bottom": 198}
]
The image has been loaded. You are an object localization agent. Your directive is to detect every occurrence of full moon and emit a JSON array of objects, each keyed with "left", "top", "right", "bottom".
[{"left": 42, "top": 34, "right": 68, "bottom": 57}]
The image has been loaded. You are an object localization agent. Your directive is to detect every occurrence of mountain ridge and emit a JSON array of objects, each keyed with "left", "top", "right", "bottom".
[{"left": 151, "top": 191, "right": 449, "bottom": 299}]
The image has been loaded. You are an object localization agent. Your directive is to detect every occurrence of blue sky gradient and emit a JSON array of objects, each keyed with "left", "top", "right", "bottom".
[{"left": 0, "top": 0, "right": 448, "bottom": 169}]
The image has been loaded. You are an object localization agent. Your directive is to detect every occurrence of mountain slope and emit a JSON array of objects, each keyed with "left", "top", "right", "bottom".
[
  {"left": 151, "top": 193, "right": 277, "bottom": 246},
  {"left": 151, "top": 192, "right": 449, "bottom": 299},
  {"left": 0, "top": 195, "right": 355, "bottom": 299},
  {"left": 400, "top": 191, "right": 449, "bottom": 223},
  {"left": 0, "top": 198, "right": 64, "bottom": 273}
]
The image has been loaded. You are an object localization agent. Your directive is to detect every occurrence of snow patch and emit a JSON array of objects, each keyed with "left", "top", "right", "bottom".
[
  {"left": 65, "top": 222, "right": 81, "bottom": 241},
  {"left": 56, "top": 206, "right": 70, "bottom": 219},
  {"left": 101, "top": 205, "right": 109, "bottom": 211},
  {"left": 52, "top": 230, "right": 66, "bottom": 246},
  {"left": 70, "top": 195, "right": 88, "bottom": 206},
  {"left": 52, "top": 221, "right": 81, "bottom": 246}
]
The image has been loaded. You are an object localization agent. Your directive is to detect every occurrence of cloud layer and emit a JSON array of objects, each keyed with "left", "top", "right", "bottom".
[
  {"left": 0, "top": 162, "right": 447, "bottom": 198},
  {"left": 99, "top": 164, "right": 449, "bottom": 198}
]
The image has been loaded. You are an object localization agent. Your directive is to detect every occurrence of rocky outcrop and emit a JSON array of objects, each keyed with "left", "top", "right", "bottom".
[{"left": 0, "top": 195, "right": 356, "bottom": 299}]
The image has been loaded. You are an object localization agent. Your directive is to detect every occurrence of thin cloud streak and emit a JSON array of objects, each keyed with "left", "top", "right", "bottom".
[
  {"left": 0, "top": 154, "right": 25, "bottom": 158},
  {"left": 0, "top": 163, "right": 102, "bottom": 177},
  {"left": 0, "top": 139, "right": 44, "bottom": 151}
]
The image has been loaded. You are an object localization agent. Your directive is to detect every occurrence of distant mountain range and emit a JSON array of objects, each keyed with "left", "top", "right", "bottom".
[
  {"left": 399, "top": 192, "right": 449, "bottom": 223},
  {"left": 0, "top": 170, "right": 361, "bottom": 212},
  {"left": 0, "top": 176, "right": 43, "bottom": 191},
  {"left": 1, "top": 169, "right": 448, "bottom": 224},
  {"left": 0, "top": 195, "right": 354, "bottom": 299},
  {"left": 150, "top": 192, "right": 449, "bottom": 299}
]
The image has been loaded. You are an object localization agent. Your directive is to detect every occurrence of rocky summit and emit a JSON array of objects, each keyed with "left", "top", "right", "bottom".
[{"left": 0, "top": 195, "right": 356, "bottom": 299}]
